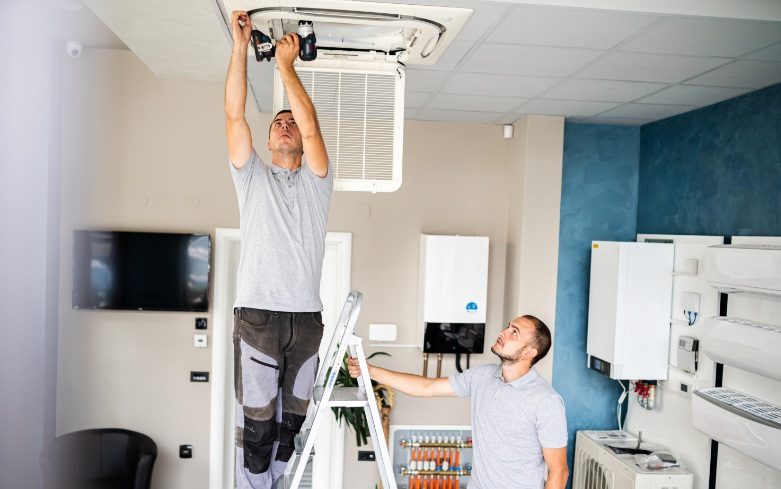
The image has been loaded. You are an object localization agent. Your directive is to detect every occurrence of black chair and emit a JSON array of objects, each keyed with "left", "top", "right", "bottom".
[{"left": 40, "top": 428, "right": 157, "bottom": 489}]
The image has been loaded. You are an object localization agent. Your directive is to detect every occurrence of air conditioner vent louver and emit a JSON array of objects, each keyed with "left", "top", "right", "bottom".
[{"left": 276, "top": 63, "right": 404, "bottom": 192}]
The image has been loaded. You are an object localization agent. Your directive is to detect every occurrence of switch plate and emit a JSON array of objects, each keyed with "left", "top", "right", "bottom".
[
  {"left": 180, "top": 445, "right": 192, "bottom": 458},
  {"left": 369, "top": 323, "right": 397, "bottom": 342},
  {"left": 194, "top": 334, "right": 208, "bottom": 348},
  {"left": 190, "top": 372, "right": 209, "bottom": 382}
]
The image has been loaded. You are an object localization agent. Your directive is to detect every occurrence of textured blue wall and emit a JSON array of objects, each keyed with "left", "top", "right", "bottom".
[
  {"left": 553, "top": 123, "right": 641, "bottom": 478},
  {"left": 638, "top": 83, "right": 781, "bottom": 235}
]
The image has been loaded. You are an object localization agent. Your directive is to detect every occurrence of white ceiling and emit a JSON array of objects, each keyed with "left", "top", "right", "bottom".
[{"left": 79, "top": 0, "right": 781, "bottom": 125}]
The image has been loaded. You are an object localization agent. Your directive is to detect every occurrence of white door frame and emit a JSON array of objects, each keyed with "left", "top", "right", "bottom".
[{"left": 209, "top": 228, "right": 351, "bottom": 489}]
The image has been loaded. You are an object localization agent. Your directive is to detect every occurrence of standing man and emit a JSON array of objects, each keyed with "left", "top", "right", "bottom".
[
  {"left": 225, "top": 11, "right": 333, "bottom": 489},
  {"left": 349, "top": 315, "right": 569, "bottom": 489}
]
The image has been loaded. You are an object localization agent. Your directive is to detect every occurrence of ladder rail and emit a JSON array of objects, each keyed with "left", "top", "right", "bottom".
[
  {"left": 350, "top": 338, "right": 398, "bottom": 489},
  {"left": 282, "top": 290, "right": 397, "bottom": 489}
]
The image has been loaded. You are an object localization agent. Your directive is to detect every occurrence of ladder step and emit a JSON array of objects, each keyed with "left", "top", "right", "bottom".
[{"left": 327, "top": 386, "right": 370, "bottom": 407}]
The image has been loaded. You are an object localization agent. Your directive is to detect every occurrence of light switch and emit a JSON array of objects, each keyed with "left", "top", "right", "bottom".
[
  {"left": 369, "top": 323, "right": 397, "bottom": 342},
  {"left": 194, "top": 334, "right": 208, "bottom": 348}
]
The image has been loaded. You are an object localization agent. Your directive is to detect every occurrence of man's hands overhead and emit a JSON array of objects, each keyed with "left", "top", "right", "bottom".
[{"left": 231, "top": 11, "right": 252, "bottom": 49}]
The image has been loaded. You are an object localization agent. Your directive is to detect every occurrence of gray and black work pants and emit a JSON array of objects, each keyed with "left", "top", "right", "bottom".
[{"left": 233, "top": 308, "right": 324, "bottom": 489}]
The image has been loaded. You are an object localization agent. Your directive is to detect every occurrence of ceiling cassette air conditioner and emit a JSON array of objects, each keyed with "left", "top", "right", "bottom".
[
  {"left": 220, "top": 0, "right": 472, "bottom": 192},
  {"left": 225, "top": 0, "right": 472, "bottom": 65}
]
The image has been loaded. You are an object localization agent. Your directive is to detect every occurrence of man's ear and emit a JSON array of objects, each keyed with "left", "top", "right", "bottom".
[
  {"left": 266, "top": 139, "right": 271, "bottom": 151},
  {"left": 522, "top": 346, "right": 538, "bottom": 362}
]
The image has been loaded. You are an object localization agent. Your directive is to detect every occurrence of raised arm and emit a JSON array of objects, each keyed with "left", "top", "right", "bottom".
[
  {"left": 225, "top": 11, "right": 253, "bottom": 169},
  {"left": 274, "top": 34, "right": 329, "bottom": 177},
  {"left": 348, "top": 357, "right": 455, "bottom": 398}
]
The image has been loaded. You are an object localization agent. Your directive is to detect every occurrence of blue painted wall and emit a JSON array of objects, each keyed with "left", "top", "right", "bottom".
[
  {"left": 638, "top": 83, "right": 781, "bottom": 235},
  {"left": 552, "top": 123, "right": 641, "bottom": 478}
]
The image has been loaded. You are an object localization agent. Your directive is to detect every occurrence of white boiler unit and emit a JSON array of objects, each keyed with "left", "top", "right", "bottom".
[
  {"left": 417, "top": 235, "right": 489, "bottom": 348},
  {"left": 586, "top": 241, "right": 674, "bottom": 380}
]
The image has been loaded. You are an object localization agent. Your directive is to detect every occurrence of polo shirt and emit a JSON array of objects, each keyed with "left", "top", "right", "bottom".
[{"left": 449, "top": 365, "right": 568, "bottom": 489}]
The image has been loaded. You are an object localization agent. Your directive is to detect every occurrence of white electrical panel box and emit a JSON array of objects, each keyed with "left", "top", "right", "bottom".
[
  {"left": 418, "top": 235, "right": 489, "bottom": 347},
  {"left": 586, "top": 241, "right": 674, "bottom": 380}
]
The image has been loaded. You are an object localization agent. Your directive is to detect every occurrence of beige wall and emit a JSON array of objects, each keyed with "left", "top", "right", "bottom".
[
  {"left": 56, "top": 48, "right": 563, "bottom": 488},
  {"left": 503, "top": 116, "right": 564, "bottom": 382}
]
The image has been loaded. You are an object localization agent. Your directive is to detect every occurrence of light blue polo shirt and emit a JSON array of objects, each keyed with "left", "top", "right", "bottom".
[{"left": 449, "top": 365, "right": 568, "bottom": 489}]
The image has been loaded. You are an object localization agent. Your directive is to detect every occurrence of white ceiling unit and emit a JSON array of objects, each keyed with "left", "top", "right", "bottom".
[{"left": 221, "top": 0, "right": 472, "bottom": 192}]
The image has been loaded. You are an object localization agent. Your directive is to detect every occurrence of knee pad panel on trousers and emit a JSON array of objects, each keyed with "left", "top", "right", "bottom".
[
  {"left": 243, "top": 416, "right": 277, "bottom": 474},
  {"left": 275, "top": 412, "right": 307, "bottom": 462}
]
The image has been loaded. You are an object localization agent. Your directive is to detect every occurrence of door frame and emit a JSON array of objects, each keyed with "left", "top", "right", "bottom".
[{"left": 208, "top": 228, "right": 351, "bottom": 489}]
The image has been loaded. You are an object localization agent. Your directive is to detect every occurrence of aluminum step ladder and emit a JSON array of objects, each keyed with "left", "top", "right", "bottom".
[{"left": 280, "top": 291, "right": 397, "bottom": 489}]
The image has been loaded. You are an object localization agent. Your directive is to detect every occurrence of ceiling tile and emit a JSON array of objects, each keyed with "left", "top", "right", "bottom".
[
  {"left": 461, "top": 44, "right": 603, "bottom": 77},
  {"left": 637, "top": 85, "right": 750, "bottom": 106},
  {"left": 518, "top": 99, "right": 621, "bottom": 117},
  {"left": 493, "top": 113, "right": 526, "bottom": 124},
  {"left": 405, "top": 69, "right": 451, "bottom": 92},
  {"left": 542, "top": 79, "right": 666, "bottom": 102},
  {"left": 422, "top": 40, "right": 474, "bottom": 71},
  {"left": 685, "top": 60, "right": 781, "bottom": 88},
  {"left": 440, "top": 72, "right": 560, "bottom": 97},
  {"left": 571, "top": 116, "right": 646, "bottom": 126},
  {"left": 413, "top": 109, "right": 504, "bottom": 124},
  {"left": 427, "top": 93, "right": 527, "bottom": 112},
  {"left": 577, "top": 52, "right": 731, "bottom": 83},
  {"left": 488, "top": 5, "right": 658, "bottom": 49},
  {"left": 405, "top": 91, "right": 432, "bottom": 109},
  {"left": 748, "top": 41, "right": 781, "bottom": 62},
  {"left": 599, "top": 103, "right": 695, "bottom": 119},
  {"left": 620, "top": 18, "right": 781, "bottom": 57},
  {"left": 454, "top": 4, "right": 511, "bottom": 42}
]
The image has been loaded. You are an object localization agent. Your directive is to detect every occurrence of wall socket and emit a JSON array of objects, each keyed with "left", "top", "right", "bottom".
[{"left": 358, "top": 451, "right": 376, "bottom": 461}]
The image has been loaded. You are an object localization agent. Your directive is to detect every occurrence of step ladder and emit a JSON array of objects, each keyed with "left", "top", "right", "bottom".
[{"left": 280, "top": 291, "right": 398, "bottom": 489}]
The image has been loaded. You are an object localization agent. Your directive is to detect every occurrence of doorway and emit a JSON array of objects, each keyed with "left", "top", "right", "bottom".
[{"left": 209, "top": 228, "right": 352, "bottom": 489}]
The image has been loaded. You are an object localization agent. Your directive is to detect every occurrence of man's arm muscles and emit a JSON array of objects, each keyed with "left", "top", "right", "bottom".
[
  {"left": 275, "top": 34, "right": 329, "bottom": 177},
  {"left": 225, "top": 11, "right": 253, "bottom": 169},
  {"left": 542, "top": 447, "right": 569, "bottom": 489},
  {"left": 348, "top": 358, "right": 456, "bottom": 398}
]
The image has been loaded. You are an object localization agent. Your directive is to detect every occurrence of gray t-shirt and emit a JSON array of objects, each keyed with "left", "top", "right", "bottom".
[
  {"left": 449, "top": 365, "right": 568, "bottom": 489},
  {"left": 230, "top": 149, "right": 333, "bottom": 312}
]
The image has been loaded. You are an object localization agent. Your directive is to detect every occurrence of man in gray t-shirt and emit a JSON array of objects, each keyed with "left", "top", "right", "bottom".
[
  {"left": 349, "top": 315, "right": 569, "bottom": 489},
  {"left": 225, "top": 11, "right": 333, "bottom": 489}
]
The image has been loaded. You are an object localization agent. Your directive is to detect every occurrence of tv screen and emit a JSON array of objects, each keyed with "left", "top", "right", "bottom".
[{"left": 73, "top": 230, "right": 210, "bottom": 312}]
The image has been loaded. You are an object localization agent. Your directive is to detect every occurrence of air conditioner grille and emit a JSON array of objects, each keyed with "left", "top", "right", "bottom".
[
  {"left": 280, "top": 68, "right": 402, "bottom": 191},
  {"left": 575, "top": 446, "right": 613, "bottom": 489}
]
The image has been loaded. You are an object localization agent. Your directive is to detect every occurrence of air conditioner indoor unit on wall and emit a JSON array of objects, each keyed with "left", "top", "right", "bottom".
[
  {"left": 217, "top": 0, "right": 472, "bottom": 192},
  {"left": 574, "top": 431, "right": 693, "bottom": 489},
  {"left": 704, "top": 244, "right": 781, "bottom": 297}
]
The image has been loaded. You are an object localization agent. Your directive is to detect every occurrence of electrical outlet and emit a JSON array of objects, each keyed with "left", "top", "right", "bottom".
[{"left": 358, "top": 451, "right": 375, "bottom": 461}]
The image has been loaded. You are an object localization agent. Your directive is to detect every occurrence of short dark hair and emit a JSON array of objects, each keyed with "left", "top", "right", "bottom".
[
  {"left": 522, "top": 315, "right": 552, "bottom": 366},
  {"left": 269, "top": 109, "right": 293, "bottom": 136}
]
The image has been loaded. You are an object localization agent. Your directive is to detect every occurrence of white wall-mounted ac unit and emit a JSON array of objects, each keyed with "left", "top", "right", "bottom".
[
  {"left": 221, "top": 0, "right": 472, "bottom": 192},
  {"left": 574, "top": 431, "right": 693, "bottom": 489},
  {"left": 702, "top": 316, "right": 781, "bottom": 382},
  {"left": 704, "top": 244, "right": 781, "bottom": 298}
]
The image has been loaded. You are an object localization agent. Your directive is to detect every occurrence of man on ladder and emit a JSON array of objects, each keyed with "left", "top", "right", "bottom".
[{"left": 224, "top": 10, "right": 333, "bottom": 489}]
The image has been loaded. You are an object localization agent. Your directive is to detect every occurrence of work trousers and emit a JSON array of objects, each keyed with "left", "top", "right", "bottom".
[{"left": 234, "top": 308, "right": 324, "bottom": 489}]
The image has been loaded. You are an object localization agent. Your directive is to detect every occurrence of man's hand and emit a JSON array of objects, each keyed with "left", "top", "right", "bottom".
[
  {"left": 275, "top": 33, "right": 300, "bottom": 70},
  {"left": 348, "top": 357, "right": 370, "bottom": 379},
  {"left": 231, "top": 11, "right": 252, "bottom": 49}
]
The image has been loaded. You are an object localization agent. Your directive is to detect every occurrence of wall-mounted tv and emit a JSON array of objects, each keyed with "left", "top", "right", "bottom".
[{"left": 73, "top": 230, "right": 211, "bottom": 312}]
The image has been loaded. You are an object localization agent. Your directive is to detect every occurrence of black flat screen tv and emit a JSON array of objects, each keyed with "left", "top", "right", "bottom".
[{"left": 73, "top": 230, "right": 210, "bottom": 312}]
